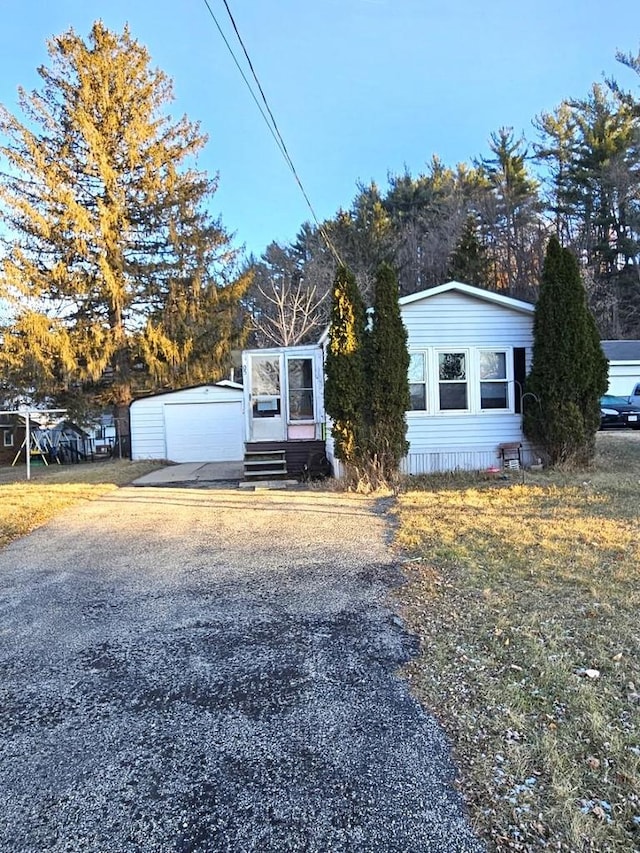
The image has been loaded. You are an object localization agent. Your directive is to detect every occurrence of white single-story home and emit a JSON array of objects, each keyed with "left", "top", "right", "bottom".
[
  {"left": 323, "top": 281, "right": 535, "bottom": 474},
  {"left": 130, "top": 281, "right": 537, "bottom": 475},
  {"left": 601, "top": 340, "right": 640, "bottom": 397},
  {"left": 401, "top": 281, "right": 534, "bottom": 472}
]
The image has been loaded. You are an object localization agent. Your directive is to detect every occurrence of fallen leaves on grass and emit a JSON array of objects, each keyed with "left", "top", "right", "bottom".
[{"left": 395, "top": 435, "right": 640, "bottom": 852}]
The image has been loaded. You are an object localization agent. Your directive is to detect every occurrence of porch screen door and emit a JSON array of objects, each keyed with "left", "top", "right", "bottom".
[{"left": 250, "top": 355, "right": 285, "bottom": 441}]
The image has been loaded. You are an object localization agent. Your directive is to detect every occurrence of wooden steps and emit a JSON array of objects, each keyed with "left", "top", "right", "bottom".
[
  {"left": 243, "top": 440, "right": 330, "bottom": 481},
  {"left": 243, "top": 448, "right": 287, "bottom": 479}
]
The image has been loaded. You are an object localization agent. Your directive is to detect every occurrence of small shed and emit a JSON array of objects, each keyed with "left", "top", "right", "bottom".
[
  {"left": 601, "top": 340, "right": 640, "bottom": 396},
  {"left": 130, "top": 382, "right": 244, "bottom": 463}
]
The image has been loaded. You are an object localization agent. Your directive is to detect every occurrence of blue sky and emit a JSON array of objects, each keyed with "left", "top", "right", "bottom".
[{"left": 1, "top": 1, "right": 639, "bottom": 260}]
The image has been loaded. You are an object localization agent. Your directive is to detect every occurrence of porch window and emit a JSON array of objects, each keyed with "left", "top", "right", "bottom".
[
  {"left": 251, "top": 356, "right": 281, "bottom": 418},
  {"left": 287, "top": 358, "right": 314, "bottom": 420},
  {"left": 438, "top": 352, "right": 468, "bottom": 410},
  {"left": 479, "top": 350, "right": 509, "bottom": 409},
  {"left": 408, "top": 352, "right": 427, "bottom": 411},
  {"left": 3, "top": 430, "right": 14, "bottom": 448}
]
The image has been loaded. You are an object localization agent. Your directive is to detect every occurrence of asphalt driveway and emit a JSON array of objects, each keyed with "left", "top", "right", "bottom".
[{"left": 0, "top": 486, "right": 484, "bottom": 852}]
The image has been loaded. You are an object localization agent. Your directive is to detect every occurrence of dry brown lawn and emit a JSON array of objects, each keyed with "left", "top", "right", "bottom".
[
  {"left": 3, "top": 437, "right": 639, "bottom": 850},
  {"left": 0, "top": 459, "right": 163, "bottom": 550},
  {"left": 395, "top": 431, "right": 640, "bottom": 852}
]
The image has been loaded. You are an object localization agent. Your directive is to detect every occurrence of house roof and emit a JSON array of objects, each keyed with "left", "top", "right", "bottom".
[
  {"left": 600, "top": 340, "right": 640, "bottom": 362},
  {"left": 398, "top": 281, "right": 535, "bottom": 313},
  {"left": 130, "top": 381, "right": 243, "bottom": 405}
]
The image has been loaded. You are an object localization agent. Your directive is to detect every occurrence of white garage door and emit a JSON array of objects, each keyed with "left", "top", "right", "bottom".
[{"left": 164, "top": 401, "right": 244, "bottom": 463}]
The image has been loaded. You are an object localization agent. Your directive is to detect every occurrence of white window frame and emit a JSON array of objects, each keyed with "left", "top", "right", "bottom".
[
  {"left": 404, "top": 346, "right": 518, "bottom": 416},
  {"left": 436, "top": 349, "right": 470, "bottom": 413},
  {"left": 286, "top": 355, "right": 316, "bottom": 423},
  {"left": 3, "top": 430, "right": 14, "bottom": 448},
  {"left": 407, "top": 351, "right": 428, "bottom": 413},
  {"left": 478, "top": 349, "right": 512, "bottom": 412}
]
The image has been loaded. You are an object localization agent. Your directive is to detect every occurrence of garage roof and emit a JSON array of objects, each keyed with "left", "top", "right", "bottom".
[
  {"left": 130, "top": 380, "right": 243, "bottom": 404},
  {"left": 601, "top": 340, "right": 640, "bottom": 362}
]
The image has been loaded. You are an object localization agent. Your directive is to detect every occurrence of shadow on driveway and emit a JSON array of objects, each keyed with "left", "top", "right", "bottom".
[{"left": 0, "top": 488, "right": 484, "bottom": 852}]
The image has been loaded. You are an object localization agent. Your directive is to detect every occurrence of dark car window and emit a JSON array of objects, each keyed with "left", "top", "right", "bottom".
[{"left": 601, "top": 396, "right": 632, "bottom": 406}]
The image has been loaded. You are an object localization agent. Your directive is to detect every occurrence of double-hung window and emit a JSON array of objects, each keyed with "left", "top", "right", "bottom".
[
  {"left": 438, "top": 351, "right": 468, "bottom": 411},
  {"left": 479, "top": 350, "right": 509, "bottom": 409},
  {"left": 406, "top": 347, "right": 515, "bottom": 414},
  {"left": 408, "top": 352, "right": 427, "bottom": 411}
]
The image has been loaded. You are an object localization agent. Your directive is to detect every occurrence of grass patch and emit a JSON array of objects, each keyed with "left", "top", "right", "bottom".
[
  {"left": 0, "top": 459, "right": 163, "bottom": 550},
  {"left": 395, "top": 432, "right": 640, "bottom": 852}
]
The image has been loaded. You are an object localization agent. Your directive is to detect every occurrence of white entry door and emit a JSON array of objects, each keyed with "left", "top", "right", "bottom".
[{"left": 249, "top": 354, "right": 286, "bottom": 441}]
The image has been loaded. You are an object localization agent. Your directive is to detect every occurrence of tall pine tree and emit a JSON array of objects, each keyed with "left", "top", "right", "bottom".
[
  {"left": 324, "top": 266, "right": 366, "bottom": 467},
  {"left": 524, "top": 237, "right": 608, "bottom": 465},
  {"left": 447, "top": 214, "right": 490, "bottom": 286},
  {"left": 0, "top": 22, "right": 249, "bottom": 422}
]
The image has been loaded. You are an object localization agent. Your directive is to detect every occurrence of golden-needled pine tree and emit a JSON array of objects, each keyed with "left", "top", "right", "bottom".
[{"left": 0, "top": 22, "right": 249, "bottom": 422}]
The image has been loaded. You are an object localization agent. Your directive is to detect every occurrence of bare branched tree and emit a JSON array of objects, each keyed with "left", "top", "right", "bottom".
[
  {"left": 245, "top": 241, "right": 331, "bottom": 347},
  {"left": 252, "top": 276, "right": 328, "bottom": 346}
]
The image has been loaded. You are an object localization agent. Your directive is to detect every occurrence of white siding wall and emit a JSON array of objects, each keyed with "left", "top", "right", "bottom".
[
  {"left": 130, "top": 400, "right": 166, "bottom": 460},
  {"left": 324, "top": 415, "right": 344, "bottom": 478},
  {"left": 403, "top": 291, "right": 534, "bottom": 472},
  {"left": 403, "top": 414, "right": 531, "bottom": 473},
  {"left": 404, "top": 291, "right": 533, "bottom": 349},
  {"left": 130, "top": 385, "right": 244, "bottom": 461}
]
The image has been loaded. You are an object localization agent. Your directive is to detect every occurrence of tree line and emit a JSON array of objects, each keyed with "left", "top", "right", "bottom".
[
  {"left": 246, "top": 48, "right": 640, "bottom": 346},
  {"left": 0, "top": 22, "right": 637, "bottom": 428}
]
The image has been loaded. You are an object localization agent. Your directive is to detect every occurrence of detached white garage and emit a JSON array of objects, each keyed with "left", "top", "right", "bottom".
[
  {"left": 601, "top": 341, "right": 640, "bottom": 396},
  {"left": 130, "top": 383, "right": 245, "bottom": 463}
]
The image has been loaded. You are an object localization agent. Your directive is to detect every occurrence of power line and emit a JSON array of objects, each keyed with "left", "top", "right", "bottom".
[
  {"left": 201, "top": 0, "right": 343, "bottom": 266},
  {"left": 200, "top": 0, "right": 288, "bottom": 163}
]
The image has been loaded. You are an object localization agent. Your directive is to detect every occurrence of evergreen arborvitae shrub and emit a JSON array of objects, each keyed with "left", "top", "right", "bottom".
[
  {"left": 524, "top": 237, "right": 608, "bottom": 466},
  {"left": 324, "top": 266, "right": 366, "bottom": 466},
  {"left": 366, "top": 262, "right": 410, "bottom": 481}
]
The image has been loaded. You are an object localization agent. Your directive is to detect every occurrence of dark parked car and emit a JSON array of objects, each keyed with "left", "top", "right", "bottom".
[{"left": 599, "top": 395, "right": 640, "bottom": 430}]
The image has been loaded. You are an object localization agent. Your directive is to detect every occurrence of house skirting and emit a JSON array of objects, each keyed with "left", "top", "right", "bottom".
[{"left": 402, "top": 444, "right": 536, "bottom": 475}]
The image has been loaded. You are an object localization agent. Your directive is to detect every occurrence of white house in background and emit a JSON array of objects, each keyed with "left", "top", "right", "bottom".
[
  {"left": 130, "top": 281, "right": 536, "bottom": 476},
  {"left": 601, "top": 340, "right": 640, "bottom": 396}
]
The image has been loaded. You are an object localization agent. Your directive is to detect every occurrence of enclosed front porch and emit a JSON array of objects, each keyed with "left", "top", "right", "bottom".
[{"left": 241, "top": 345, "right": 328, "bottom": 478}]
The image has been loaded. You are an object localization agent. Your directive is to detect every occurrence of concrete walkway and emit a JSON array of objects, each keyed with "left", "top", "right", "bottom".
[
  {"left": 0, "top": 487, "right": 484, "bottom": 853},
  {"left": 132, "top": 460, "right": 245, "bottom": 486}
]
